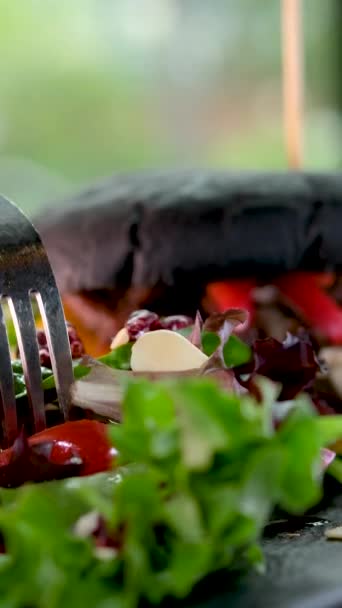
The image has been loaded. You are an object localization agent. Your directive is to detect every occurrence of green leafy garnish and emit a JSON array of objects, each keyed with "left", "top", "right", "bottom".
[
  {"left": 11, "top": 360, "right": 52, "bottom": 399},
  {"left": 202, "top": 331, "right": 251, "bottom": 367},
  {"left": 201, "top": 331, "right": 220, "bottom": 355},
  {"left": 41, "top": 359, "right": 90, "bottom": 392},
  {"left": 98, "top": 342, "right": 133, "bottom": 370},
  {"left": 0, "top": 376, "right": 340, "bottom": 608},
  {"left": 223, "top": 334, "right": 252, "bottom": 367}
]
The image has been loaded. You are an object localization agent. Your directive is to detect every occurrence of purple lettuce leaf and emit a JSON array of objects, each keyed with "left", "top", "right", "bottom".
[
  {"left": 189, "top": 310, "right": 203, "bottom": 348},
  {"left": 234, "top": 332, "right": 320, "bottom": 401}
]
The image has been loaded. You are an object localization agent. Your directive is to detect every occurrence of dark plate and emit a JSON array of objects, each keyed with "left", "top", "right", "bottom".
[{"left": 164, "top": 490, "right": 342, "bottom": 608}]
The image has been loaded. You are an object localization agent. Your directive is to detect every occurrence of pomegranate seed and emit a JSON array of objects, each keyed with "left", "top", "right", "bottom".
[
  {"left": 34, "top": 323, "right": 85, "bottom": 368},
  {"left": 160, "top": 315, "right": 193, "bottom": 331},
  {"left": 36, "top": 329, "right": 47, "bottom": 347},
  {"left": 39, "top": 348, "right": 51, "bottom": 368},
  {"left": 125, "top": 310, "right": 161, "bottom": 340},
  {"left": 71, "top": 340, "right": 85, "bottom": 358},
  {"left": 67, "top": 323, "right": 79, "bottom": 342}
]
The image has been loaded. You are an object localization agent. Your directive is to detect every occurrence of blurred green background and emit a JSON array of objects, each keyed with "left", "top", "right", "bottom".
[{"left": 0, "top": 0, "right": 340, "bottom": 212}]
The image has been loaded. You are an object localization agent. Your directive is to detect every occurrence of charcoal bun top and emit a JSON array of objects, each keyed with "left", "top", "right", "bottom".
[{"left": 36, "top": 170, "right": 342, "bottom": 293}]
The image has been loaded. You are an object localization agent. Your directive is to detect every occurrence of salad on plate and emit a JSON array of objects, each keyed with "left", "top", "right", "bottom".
[{"left": 1, "top": 300, "right": 342, "bottom": 607}]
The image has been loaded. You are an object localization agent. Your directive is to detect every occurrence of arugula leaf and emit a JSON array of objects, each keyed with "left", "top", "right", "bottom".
[
  {"left": 223, "top": 334, "right": 252, "bottom": 368},
  {"left": 11, "top": 359, "right": 27, "bottom": 400},
  {"left": 98, "top": 343, "right": 133, "bottom": 370},
  {"left": 42, "top": 360, "right": 90, "bottom": 392},
  {"left": 11, "top": 360, "right": 52, "bottom": 399},
  {"left": 201, "top": 331, "right": 251, "bottom": 368},
  {"left": 201, "top": 331, "right": 220, "bottom": 356},
  {"left": 13, "top": 372, "right": 26, "bottom": 399}
]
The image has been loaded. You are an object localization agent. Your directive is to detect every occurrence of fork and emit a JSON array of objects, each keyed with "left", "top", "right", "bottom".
[{"left": 0, "top": 195, "right": 74, "bottom": 446}]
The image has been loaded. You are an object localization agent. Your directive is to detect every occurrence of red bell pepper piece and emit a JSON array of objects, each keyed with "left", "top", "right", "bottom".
[
  {"left": 206, "top": 280, "right": 256, "bottom": 322},
  {"left": 0, "top": 420, "right": 116, "bottom": 477},
  {"left": 308, "top": 272, "right": 335, "bottom": 289},
  {"left": 275, "top": 272, "right": 342, "bottom": 345}
]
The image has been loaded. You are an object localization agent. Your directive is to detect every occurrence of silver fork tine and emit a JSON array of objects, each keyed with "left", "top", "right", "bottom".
[
  {"left": 36, "top": 289, "right": 74, "bottom": 420},
  {"left": 0, "top": 302, "right": 17, "bottom": 445},
  {"left": 9, "top": 294, "right": 46, "bottom": 433},
  {"left": 0, "top": 194, "right": 74, "bottom": 444}
]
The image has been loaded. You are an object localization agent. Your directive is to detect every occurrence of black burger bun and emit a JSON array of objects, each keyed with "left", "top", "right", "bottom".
[{"left": 37, "top": 169, "right": 342, "bottom": 294}]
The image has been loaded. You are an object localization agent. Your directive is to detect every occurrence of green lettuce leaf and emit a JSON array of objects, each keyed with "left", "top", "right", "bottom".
[{"left": 0, "top": 377, "right": 341, "bottom": 608}]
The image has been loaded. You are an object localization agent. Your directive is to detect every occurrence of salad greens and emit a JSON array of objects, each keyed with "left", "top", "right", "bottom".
[
  {"left": 94, "top": 328, "right": 252, "bottom": 373},
  {"left": 98, "top": 342, "right": 133, "bottom": 371},
  {"left": 4, "top": 309, "right": 342, "bottom": 606},
  {"left": 0, "top": 376, "right": 342, "bottom": 608},
  {"left": 9, "top": 309, "right": 253, "bottom": 403},
  {"left": 12, "top": 360, "right": 53, "bottom": 399},
  {"left": 201, "top": 331, "right": 252, "bottom": 367},
  {"left": 11, "top": 359, "right": 89, "bottom": 397}
]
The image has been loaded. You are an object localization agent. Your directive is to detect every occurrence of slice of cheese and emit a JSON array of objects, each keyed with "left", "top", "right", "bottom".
[
  {"left": 110, "top": 327, "right": 129, "bottom": 350},
  {"left": 131, "top": 329, "right": 208, "bottom": 372}
]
